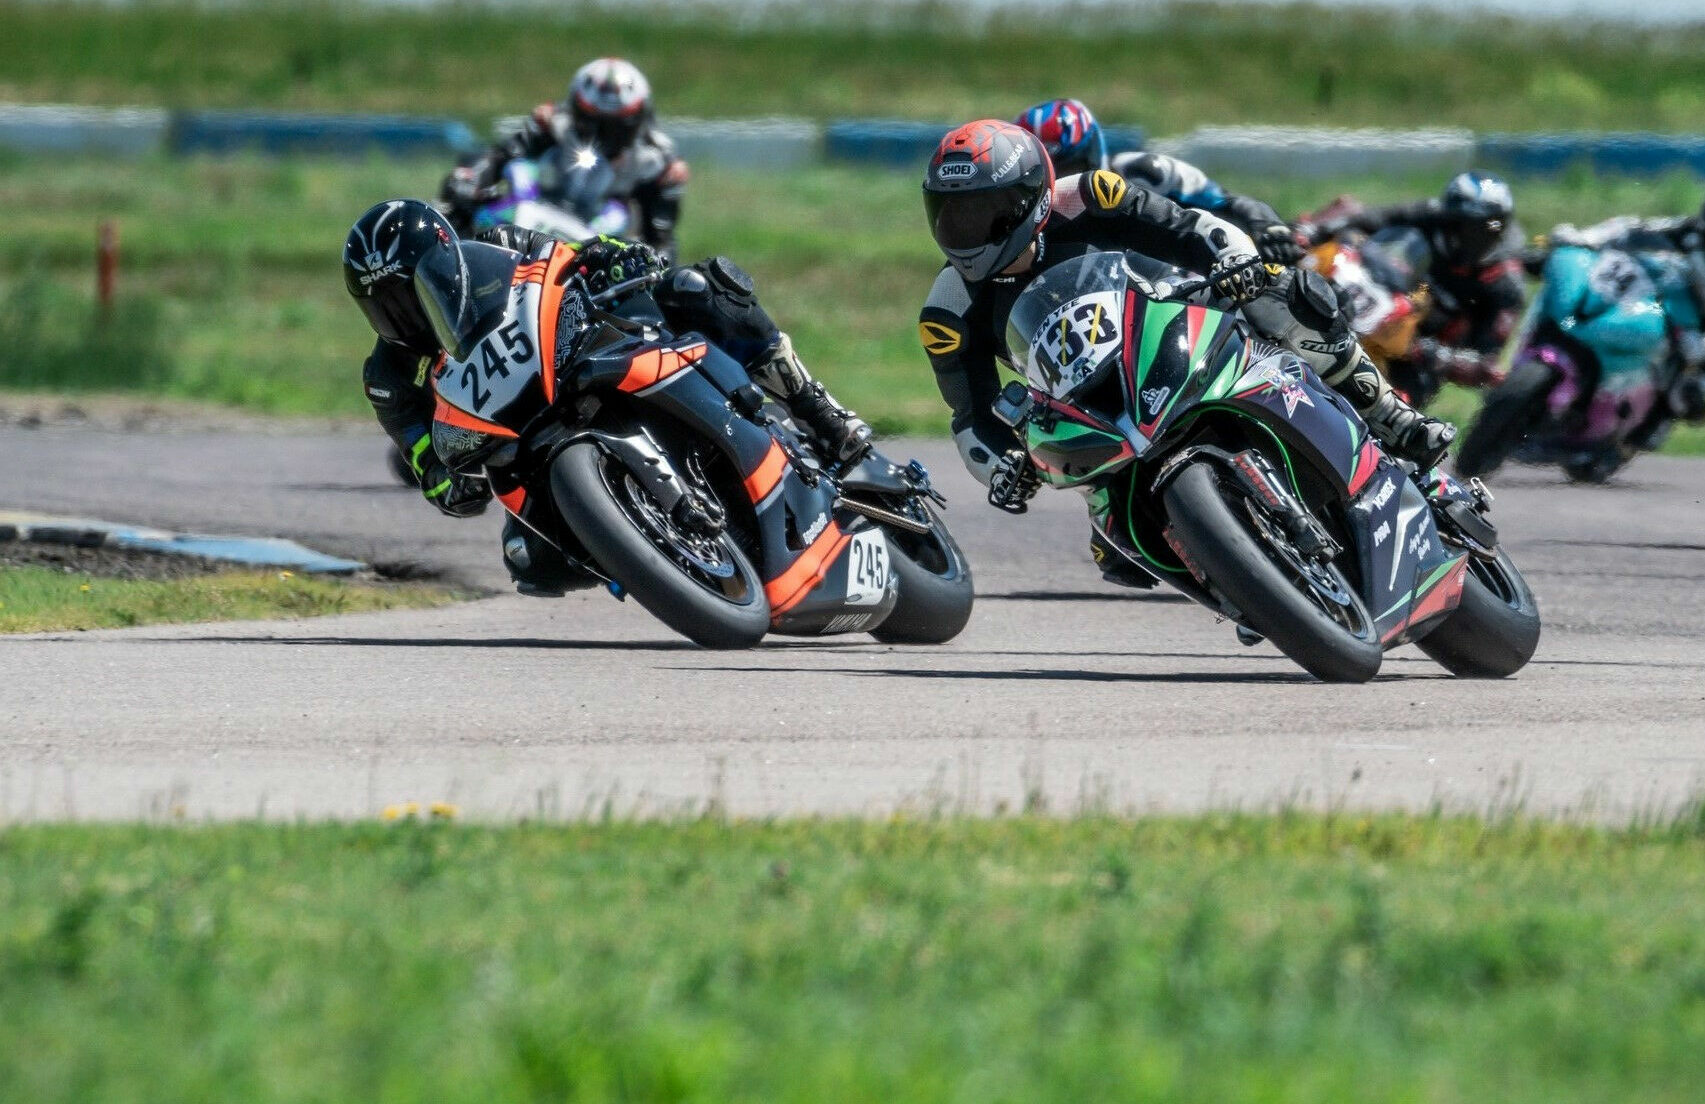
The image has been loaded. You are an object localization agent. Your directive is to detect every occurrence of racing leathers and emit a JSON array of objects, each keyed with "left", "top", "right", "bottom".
[
  {"left": 448, "top": 102, "right": 688, "bottom": 259},
  {"left": 919, "top": 171, "right": 1451, "bottom": 584},
  {"left": 1309, "top": 198, "right": 1527, "bottom": 387},
  {"left": 363, "top": 225, "right": 869, "bottom": 594},
  {"left": 1110, "top": 150, "right": 1303, "bottom": 264}
]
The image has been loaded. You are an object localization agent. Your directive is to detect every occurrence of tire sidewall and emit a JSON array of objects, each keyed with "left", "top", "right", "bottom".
[
  {"left": 1163, "top": 462, "right": 1383, "bottom": 683},
  {"left": 551, "top": 441, "right": 771, "bottom": 649},
  {"left": 869, "top": 514, "right": 974, "bottom": 645}
]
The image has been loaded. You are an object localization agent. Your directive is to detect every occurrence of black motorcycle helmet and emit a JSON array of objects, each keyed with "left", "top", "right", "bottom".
[
  {"left": 923, "top": 120, "right": 1055, "bottom": 283},
  {"left": 343, "top": 199, "right": 458, "bottom": 356},
  {"left": 1440, "top": 171, "right": 1515, "bottom": 265}
]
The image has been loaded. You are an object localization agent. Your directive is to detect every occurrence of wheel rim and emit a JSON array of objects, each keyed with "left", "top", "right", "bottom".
[
  {"left": 1236, "top": 493, "right": 1375, "bottom": 643},
  {"left": 887, "top": 498, "right": 954, "bottom": 576},
  {"left": 599, "top": 456, "right": 759, "bottom": 606},
  {"left": 1467, "top": 552, "right": 1524, "bottom": 611}
]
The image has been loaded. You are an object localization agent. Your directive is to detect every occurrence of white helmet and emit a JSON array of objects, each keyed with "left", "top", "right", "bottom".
[{"left": 568, "top": 58, "right": 653, "bottom": 158}]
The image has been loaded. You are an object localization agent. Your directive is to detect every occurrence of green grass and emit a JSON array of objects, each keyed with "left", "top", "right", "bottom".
[
  {"left": 6, "top": 154, "right": 1705, "bottom": 449},
  {"left": 3, "top": 0, "right": 1705, "bottom": 133},
  {"left": 3, "top": 814, "right": 1705, "bottom": 1101},
  {"left": 0, "top": 565, "right": 453, "bottom": 633}
]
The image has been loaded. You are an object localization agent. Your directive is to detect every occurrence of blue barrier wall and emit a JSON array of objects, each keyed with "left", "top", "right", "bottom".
[
  {"left": 825, "top": 119, "right": 1144, "bottom": 168},
  {"left": 168, "top": 111, "right": 477, "bottom": 158},
  {"left": 1479, "top": 133, "right": 1705, "bottom": 177}
]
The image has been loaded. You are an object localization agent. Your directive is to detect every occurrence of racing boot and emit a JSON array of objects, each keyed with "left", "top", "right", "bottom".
[
  {"left": 1336, "top": 347, "right": 1457, "bottom": 470},
  {"left": 1089, "top": 527, "right": 1158, "bottom": 590},
  {"left": 752, "top": 332, "right": 873, "bottom": 463}
]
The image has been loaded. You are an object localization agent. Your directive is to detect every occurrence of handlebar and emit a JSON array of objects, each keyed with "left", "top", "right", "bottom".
[
  {"left": 589, "top": 268, "right": 666, "bottom": 306},
  {"left": 1163, "top": 255, "right": 1265, "bottom": 301}
]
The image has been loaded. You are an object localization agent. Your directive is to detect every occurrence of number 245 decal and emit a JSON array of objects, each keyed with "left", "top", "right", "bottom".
[{"left": 457, "top": 321, "right": 535, "bottom": 413}]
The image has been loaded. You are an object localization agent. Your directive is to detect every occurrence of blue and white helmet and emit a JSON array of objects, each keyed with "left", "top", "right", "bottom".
[{"left": 1014, "top": 99, "right": 1107, "bottom": 177}]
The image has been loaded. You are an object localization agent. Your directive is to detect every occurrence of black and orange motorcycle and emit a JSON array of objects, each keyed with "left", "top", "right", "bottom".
[{"left": 419, "top": 241, "right": 973, "bottom": 648}]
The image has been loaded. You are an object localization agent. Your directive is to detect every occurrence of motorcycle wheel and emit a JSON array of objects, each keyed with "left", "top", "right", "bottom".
[
  {"left": 1163, "top": 462, "right": 1383, "bottom": 683},
  {"left": 1414, "top": 548, "right": 1541, "bottom": 678},
  {"left": 551, "top": 441, "right": 770, "bottom": 649},
  {"left": 869, "top": 503, "right": 974, "bottom": 645},
  {"left": 1455, "top": 360, "right": 1555, "bottom": 479}
]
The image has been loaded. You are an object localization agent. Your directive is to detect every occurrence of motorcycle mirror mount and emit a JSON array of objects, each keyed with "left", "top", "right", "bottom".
[{"left": 992, "top": 380, "right": 1036, "bottom": 429}]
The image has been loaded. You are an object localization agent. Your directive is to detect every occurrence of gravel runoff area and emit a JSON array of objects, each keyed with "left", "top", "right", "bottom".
[{"left": 1, "top": 417, "right": 1703, "bottom": 821}]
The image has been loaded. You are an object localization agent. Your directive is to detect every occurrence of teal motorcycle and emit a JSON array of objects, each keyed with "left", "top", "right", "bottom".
[
  {"left": 1457, "top": 240, "right": 1701, "bottom": 482},
  {"left": 995, "top": 251, "right": 1540, "bottom": 683}
]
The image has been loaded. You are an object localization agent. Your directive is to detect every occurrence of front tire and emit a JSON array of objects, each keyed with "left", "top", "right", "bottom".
[
  {"left": 870, "top": 506, "right": 974, "bottom": 645},
  {"left": 1455, "top": 359, "right": 1555, "bottom": 479},
  {"left": 551, "top": 441, "right": 770, "bottom": 649},
  {"left": 1414, "top": 548, "right": 1541, "bottom": 678},
  {"left": 1163, "top": 462, "right": 1383, "bottom": 683}
]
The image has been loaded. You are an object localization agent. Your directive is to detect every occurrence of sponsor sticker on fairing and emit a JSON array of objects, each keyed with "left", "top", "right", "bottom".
[{"left": 1368, "top": 476, "right": 1397, "bottom": 509}]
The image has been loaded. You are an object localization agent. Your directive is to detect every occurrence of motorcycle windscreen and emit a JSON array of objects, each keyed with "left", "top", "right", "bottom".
[
  {"left": 414, "top": 241, "right": 518, "bottom": 361},
  {"left": 1006, "top": 252, "right": 1131, "bottom": 401}
]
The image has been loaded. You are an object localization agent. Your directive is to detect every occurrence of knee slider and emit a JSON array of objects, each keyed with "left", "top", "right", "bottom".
[{"left": 704, "top": 256, "right": 757, "bottom": 303}]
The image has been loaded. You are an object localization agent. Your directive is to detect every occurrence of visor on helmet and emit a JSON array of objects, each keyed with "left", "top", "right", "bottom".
[
  {"left": 357, "top": 279, "right": 434, "bottom": 353},
  {"left": 924, "top": 182, "right": 1041, "bottom": 282}
]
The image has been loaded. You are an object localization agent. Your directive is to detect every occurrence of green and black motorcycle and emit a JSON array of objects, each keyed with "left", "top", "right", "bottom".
[{"left": 995, "top": 251, "right": 1540, "bottom": 683}]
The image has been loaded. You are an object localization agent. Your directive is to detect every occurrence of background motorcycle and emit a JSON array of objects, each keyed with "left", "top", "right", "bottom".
[
  {"left": 995, "top": 250, "right": 1539, "bottom": 682},
  {"left": 427, "top": 249, "right": 973, "bottom": 648},
  {"left": 1457, "top": 238, "right": 1701, "bottom": 482}
]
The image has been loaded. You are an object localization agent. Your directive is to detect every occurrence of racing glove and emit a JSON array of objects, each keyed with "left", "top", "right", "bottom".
[
  {"left": 987, "top": 449, "right": 1042, "bottom": 514},
  {"left": 1253, "top": 222, "right": 1306, "bottom": 266},
  {"left": 422, "top": 464, "right": 492, "bottom": 518},
  {"left": 1209, "top": 253, "right": 1270, "bottom": 304},
  {"left": 574, "top": 237, "right": 662, "bottom": 293}
]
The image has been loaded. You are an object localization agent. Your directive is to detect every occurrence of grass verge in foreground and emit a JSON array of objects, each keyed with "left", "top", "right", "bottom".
[
  {"left": 3, "top": 815, "right": 1705, "bottom": 1102},
  {"left": 0, "top": 564, "right": 454, "bottom": 633}
]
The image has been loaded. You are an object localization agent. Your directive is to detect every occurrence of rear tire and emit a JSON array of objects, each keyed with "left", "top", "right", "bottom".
[
  {"left": 1164, "top": 462, "right": 1383, "bottom": 683},
  {"left": 1455, "top": 359, "right": 1555, "bottom": 479},
  {"left": 551, "top": 441, "right": 770, "bottom": 649},
  {"left": 870, "top": 508, "right": 974, "bottom": 645},
  {"left": 1414, "top": 548, "right": 1541, "bottom": 678}
]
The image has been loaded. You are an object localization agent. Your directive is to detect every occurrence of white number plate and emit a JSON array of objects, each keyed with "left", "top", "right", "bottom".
[{"left": 845, "top": 529, "right": 892, "bottom": 607}]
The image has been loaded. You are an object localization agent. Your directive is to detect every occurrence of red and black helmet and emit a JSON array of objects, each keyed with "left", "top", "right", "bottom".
[{"left": 923, "top": 120, "right": 1054, "bottom": 283}]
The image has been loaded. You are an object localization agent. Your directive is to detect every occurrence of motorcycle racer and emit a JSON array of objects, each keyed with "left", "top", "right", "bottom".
[
  {"left": 918, "top": 121, "right": 1453, "bottom": 586},
  {"left": 1014, "top": 98, "right": 1305, "bottom": 265},
  {"left": 1301, "top": 172, "right": 1526, "bottom": 390},
  {"left": 343, "top": 198, "right": 870, "bottom": 594},
  {"left": 441, "top": 58, "right": 688, "bottom": 260},
  {"left": 1539, "top": 203, "right": 1705, "bottom": 423}
]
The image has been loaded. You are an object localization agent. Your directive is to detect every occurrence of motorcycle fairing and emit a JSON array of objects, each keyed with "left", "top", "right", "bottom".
[
  {"left": 1207, "top": 347, "right": 1383, "bottom": 499},
  {"left": 1342, "top": 459, "right": 1469, "bottom": 644},
  {"left": 571, "top": 333, "right": 890, "bottom": 632}
]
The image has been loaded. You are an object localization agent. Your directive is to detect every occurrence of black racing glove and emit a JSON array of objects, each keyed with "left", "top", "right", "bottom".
[
  {"left": 573, "top": 237, "right": 662, "bottom": 293},
  {"left": 987, "top": 449, "right": 1042, "bottom": 514},
  {"left": 421, "top": 463, "right": 492, "bottom": 518},
  {"left": 1254, "top": 222, "right": 1306, "bottom": 266},
  {"left": 1209, "top": 253, "right": 1271, "bottom": 305}
]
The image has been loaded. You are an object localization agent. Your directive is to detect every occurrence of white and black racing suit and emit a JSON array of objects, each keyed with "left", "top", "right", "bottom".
[
  {"left": 455, "top": 102, "right": 689, "bottom": 259},
  {"left": 919, "top": 170, "right": 1413, "bottom": 486}
]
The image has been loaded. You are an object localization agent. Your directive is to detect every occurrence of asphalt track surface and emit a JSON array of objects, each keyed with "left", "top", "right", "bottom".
[{"left": 3, "top": 425, "right": 1703, "bottom": 821}]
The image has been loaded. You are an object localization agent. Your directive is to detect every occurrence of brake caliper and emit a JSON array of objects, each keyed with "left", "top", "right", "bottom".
[{"left": 1228, "top": 450, "right": 1340, "bottom": 563}]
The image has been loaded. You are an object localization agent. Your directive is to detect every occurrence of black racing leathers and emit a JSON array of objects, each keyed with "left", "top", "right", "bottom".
[
  {"left": 1109, "top": 150, "right": 1288, "bottom": 240},
  {"left": 459, "top": 102, "right": 687, "bottom": 257},
  {"left": 1320, "top": 199, "right": 1527, "bottom": 355},
  {"left": 920, "top": 170, "right": 1364, "bottom": 483},
  {"left": 361, "top": 224, "right": 558, "bottom": 492}
]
